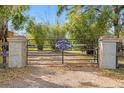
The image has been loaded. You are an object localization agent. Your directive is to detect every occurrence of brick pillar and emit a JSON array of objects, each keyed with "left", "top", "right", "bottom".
[
  {"left": 7, "top": 36, "right": 27, "bottom": 68},
  {"left": 98, "top": 35, "right": 119, "bottom": 69}
]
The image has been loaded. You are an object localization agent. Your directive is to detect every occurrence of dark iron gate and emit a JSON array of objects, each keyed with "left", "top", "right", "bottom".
[
  {"left": 116, "top": 42, "right": 124, "bottom": 68},
  {"left": 0, "top": 41, "right": 8, "bottom": 68},
  {"left": 27, "top": 39, "right": 99, "bottom": 65},
  {"left": 0, "top": 44, "right": 2, "bottom": 66}
]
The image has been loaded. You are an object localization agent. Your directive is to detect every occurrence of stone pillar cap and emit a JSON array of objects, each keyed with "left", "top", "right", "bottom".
[
  {"left": 7, "top": 35, "right": 27, "bottom": 42},
  {"left": 99, "top": 35, "right": 119, "bottom": 42}
]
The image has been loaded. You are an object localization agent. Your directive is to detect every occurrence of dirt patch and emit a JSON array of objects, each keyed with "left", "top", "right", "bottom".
[{"left": 0, "top": 65, "right": 124, "bottom": 88}]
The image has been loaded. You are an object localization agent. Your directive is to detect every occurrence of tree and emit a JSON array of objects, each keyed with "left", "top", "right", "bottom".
[
  {"left": 57, "top": 6, "right": 113, "bottom": 54},
  {"left": 26, "top": 19, "right": 47, "bottom": 50},
  {"left": 112, "top": 6, "right": 124, "bottom": 38},
  {"left": 0, "top": 5, "right": 29, "bottom": 66},
  {"left": 57, "top": 5, "right": 124, "bottom": 38},
  {"left": 64, "top": 7, "right": 111, "bottom": 54},
  {"left": 0, "top": 5, "right": 29, "bottom": 40},
  {"left": 48, "top": 23, "right": 67, "bottom": 50}
]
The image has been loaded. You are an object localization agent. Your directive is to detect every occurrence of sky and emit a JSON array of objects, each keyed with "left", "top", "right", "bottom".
[
  {"left": 11, "top": 5, "right": 67, "bottom": 35},
  {"left": 27, "top": 5, "right": 66, "bottom": 25}
]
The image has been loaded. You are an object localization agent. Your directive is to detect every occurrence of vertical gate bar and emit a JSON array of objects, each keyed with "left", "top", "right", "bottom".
[
  {"left": 93, "top": 48, "right": 95, "bottom": 63},
  {"left": 2, "top": 48, "right": 6, "bottom": 68},
  {"left": 71, "top": 40, "right": 73, "bottom": 51},
  {"left": 97, "top": 47, "right": 99, "bottom": 65},
  {"left": 62, "top": 50, "right": 64, "bottom": 64},
  {"left": 92, "top": 42, "right": 96, "bottom": 63},
  {"left": 2, "top": 42, "right": 7, "bottom": 68},
  {"left": 116, "top": 42, "right": 119, "bottom": 68},
  {"left": 26, "top": 39, "right": 28, "bottom": 65}
]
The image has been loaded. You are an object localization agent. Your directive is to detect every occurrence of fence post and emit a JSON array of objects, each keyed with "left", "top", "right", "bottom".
[
  {"left": 98, "top": 35, "right": 119, "bottom": 69},
  {"left": 7, "top": 36, "right": 27, "bottom": 68}
]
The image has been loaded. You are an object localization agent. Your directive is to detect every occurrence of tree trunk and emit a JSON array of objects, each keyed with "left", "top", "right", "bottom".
[
  {"left": 0, "top": 17, "right": 8, "bottom": 68},
  {"left": 113, "top": 6, "right": 120, "bottom": 38}
]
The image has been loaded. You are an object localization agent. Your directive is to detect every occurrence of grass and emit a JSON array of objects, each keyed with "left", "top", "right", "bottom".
[
  {"left": 64, "top": 50, "right": 82, "bottom": 53},
  {"left": 101, "top": 57, "right": 124, "bottom": 80},
  {"left": 0, "top": 67, "right": 30, "bottom": 84},
  {"left": 118, "top": 57, "right": 124, "bottom": 64},
  {"left": 100, "top": 68, "right": 124, "bottom": 80},
  {"left": 28, "top": 47, "right": 53, "bottom": 51}
]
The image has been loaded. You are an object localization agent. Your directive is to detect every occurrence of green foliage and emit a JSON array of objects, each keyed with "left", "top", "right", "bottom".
[
  {"left": 0, "top": 5, "right": 29, "bottom": 30},
  {"left": 26, "top": 16, "right": 67, "bottom": 50},
  {"left": 57, "top": 5, "right": 68, "bottom": 16},
  {"left": 26, "top": 20, "right": 47, "bottom": 50},
  {"left": 57, "top": 5, "right": 124, "bottom": 38},
  {"left": 11, "top": 13, "right": 28, "bottom": 30},
  {"left": 67, "top": 8, "right": 109, "bottom": 41},
  {"left": 48, "top": 24, "right": 67, "bottom": 49}
]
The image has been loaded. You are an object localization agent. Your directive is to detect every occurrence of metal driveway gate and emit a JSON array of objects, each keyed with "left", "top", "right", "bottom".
[
  {"left": 27, "top": 39, "right": 98, "bottom": 65},
  {"left": 116, "top": 42, "right": 124, "bottom": 68},
  {"left": 0, "top": 44, "right": 2, "bottom": 65},
  {"left": 0, "top": 41, "right": 8, "bottom": 68}
]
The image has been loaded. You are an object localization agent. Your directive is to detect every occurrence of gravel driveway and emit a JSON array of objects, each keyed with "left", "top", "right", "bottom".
[{"left": 0, "top": 65, "right": 124, "bottom": 88}]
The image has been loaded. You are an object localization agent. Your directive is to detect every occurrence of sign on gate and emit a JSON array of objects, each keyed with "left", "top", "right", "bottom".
[
  {"left": 55, "top": 39, "right": 71, "bottom": 50},
  {"left": 55, "top": 39, "right": 71, "bottom": 64}
]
